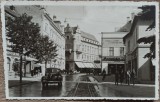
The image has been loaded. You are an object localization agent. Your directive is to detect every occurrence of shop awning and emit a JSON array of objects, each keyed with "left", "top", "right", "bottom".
[
  {"left": 82, "top": 62, "right": 95, "bottom": 68},
  {"left": 90, "top": 63, "right": 96, "bottom": 68},
  {"left": 94, "top": 63, "right": 101, "bottom": 69},
  {"left": 75, "top": 62, "right": 85, "bottom": 68},
  {"left": 107, "top": 61, "right": 124, "bottom": 64}
]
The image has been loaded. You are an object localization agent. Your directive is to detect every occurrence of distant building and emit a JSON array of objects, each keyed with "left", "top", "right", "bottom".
[
  {"left": 80, "top": 31, "right": 101, "bottom": 73},
  {"left": 123, "top": 12, "right": 155, "bottom": 82},
  {"left": 101, "top": 32, "right": 127, "bottom": 74},
  {"left": 64, "top": 24, "right": 101, "bottom": 73}
]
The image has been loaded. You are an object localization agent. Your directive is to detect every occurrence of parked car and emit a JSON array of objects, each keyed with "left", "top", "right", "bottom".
[{"left": 41, "top": 68, "right": 62, "bottom": 88}]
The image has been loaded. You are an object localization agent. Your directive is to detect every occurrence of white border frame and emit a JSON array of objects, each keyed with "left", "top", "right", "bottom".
[{"left": 1, "top": 1, "right": 159, "bottom": 100}]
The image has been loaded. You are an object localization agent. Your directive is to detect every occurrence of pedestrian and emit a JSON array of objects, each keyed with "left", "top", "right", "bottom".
[
  {"left": 131, "top": 70, "right": 135, "bottom": 85},
  {"left": 120, "top": 70, "right": 124, "bottom": 85},
  {"left": 115, "top": 70, "right": 119, "bottom": 85},
  {"left": 102, "top": 69, "right": 106, "bottom": 81},
  {"left": 127, "top": 70, "right": 131, "bottom": 85}
]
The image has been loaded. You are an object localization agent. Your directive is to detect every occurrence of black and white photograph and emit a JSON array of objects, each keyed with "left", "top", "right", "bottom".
[{"left": 1, "top": 1, "right": 159, "bottom": 100}]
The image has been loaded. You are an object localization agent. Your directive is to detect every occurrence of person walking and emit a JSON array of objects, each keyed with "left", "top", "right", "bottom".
[
  {"left": 115, "top": 70, "right": 119, "bottom": 85},
  {"left": 102, "top": 69, "right": 106, "bottom": 81},
  {"left": 120, "top": 70, "right": 124, "bottom": 85},
  {"left": 131, "top": 70, "right": 135, "bottom": 85},
  {"left": 127, "top": 70, "right": 131, "bottom": 85}
]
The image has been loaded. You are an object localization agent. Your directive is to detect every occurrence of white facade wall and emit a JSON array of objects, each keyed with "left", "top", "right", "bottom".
[
  {"left": 16, "top": 6, "right": 65, "bottom": 70},
  {"left": 81, "top": 40, "right": 100, "bottom": 62}
]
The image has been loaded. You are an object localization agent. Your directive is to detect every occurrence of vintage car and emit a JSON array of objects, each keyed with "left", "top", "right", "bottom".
[{"left": 41, "top": 68, "right": 63, "bottom": 87}]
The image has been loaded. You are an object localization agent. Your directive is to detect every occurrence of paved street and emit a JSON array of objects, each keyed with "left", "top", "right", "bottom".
[{"left": 9, "top": 74, "right": 155, "bottom": 97}]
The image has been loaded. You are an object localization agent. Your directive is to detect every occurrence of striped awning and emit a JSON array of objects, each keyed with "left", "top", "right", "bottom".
[
  {"left": 93, "top": 63, "right": 101, "bottom": 68},
  {"left": 75, "top": 62, "right": 85, "bottom": 68},
  {"left": 82, "top": 62, "right": 95, "bottom": 68}
]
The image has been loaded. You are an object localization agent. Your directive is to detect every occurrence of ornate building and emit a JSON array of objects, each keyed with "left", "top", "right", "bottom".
[{"left": 64, "top": 24, "right": 101, "bottom": 73}]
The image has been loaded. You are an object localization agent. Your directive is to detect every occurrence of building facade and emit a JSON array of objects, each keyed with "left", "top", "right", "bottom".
[
  {"left": 101, "top": 32, "right": 126, "bottom": 74},
  {"left": 64, "top": 24, "right": 101, "bottom": 73},
  {"left": 6, "top": 5, "right": 65, "bottom": 77},
  {"left": 123, "top": 13, "right": 155, "bottom": 82}
]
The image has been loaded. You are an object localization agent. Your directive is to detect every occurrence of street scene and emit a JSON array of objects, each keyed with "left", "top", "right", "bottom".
[{"left": 2, "top": 1, "right": 158, "bottom": 99}]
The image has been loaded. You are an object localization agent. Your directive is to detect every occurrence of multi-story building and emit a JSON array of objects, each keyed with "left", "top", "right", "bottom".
[
  {"left": 80, "top": 31, "right": 101, "bottom": 73},
  {"left": 6, "top": 5, "right": 65, "bottom": 76},
  {"left": 123, "top": 12, "right": 155, "bottom": 82},
  {"left": 64, "top": 24, "right": 101, "bottom": 73},
  {"left": 101, "top": 32, "right": 127, "bottom": 74},
  {"left": 5, "top": 6, "right": 22, "bottom": 77}
]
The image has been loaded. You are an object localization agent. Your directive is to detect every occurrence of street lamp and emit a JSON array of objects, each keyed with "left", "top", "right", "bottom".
[{"left": 19, "top": 48, "right": 27, "bottom": 83}]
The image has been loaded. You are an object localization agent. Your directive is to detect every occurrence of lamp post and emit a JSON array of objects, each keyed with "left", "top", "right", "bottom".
[{"left": 19, "top": 48, "right": 27, "bottom": 83}]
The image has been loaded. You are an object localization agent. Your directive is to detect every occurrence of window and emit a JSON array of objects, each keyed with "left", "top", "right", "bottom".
[
  {"left": 120, "top": 47, "right": 124, "bottom": 56},
  {"left": 109, "top": 47, "right": 114, "bottom": 56},
  {"left": 82, "top": 45, "right": 84, "bottom": 51}
]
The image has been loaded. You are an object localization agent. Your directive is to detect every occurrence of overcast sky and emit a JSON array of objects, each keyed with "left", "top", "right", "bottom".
[{"left": 46, "top": 5, "right": 141, "bottom": 41}]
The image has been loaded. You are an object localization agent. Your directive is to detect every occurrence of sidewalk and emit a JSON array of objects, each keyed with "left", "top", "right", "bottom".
[
  {"left": 88, "top": 76, "right": 155, "bottom": 97},
  {"left": 8, "top": 75, "right": 42, "bottom": 88},
  {"left": 93, "top": 74, "right": 155, "bottom": 85},
  {"left": 89, "top": 76, "right": 155, "bottom": 87}
]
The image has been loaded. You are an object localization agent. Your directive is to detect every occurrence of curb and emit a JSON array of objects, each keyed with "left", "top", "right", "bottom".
[{"left": 9, "top": 80, "right": 39, "bottom": 88}]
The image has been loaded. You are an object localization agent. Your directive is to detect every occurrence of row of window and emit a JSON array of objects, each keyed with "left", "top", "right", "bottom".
[
  {"left": 82, "top": 37, "right": 99, "bottom": 45},
  {"left": 44, "top": 23, "right": 64, "bottom": 48},
  {"left": 82, "top": 44, "right": 99, "bottom": 55},
  {"left": 109, "top": 47, "right": 124, "bottom": 56},
  {"left": 81, "top": 54, "right": 99, "bottom": 62}
]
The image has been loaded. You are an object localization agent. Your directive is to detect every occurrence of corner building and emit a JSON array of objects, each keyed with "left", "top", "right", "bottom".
[{"left": 65, "top": 24, "right": 101, "bottom": 73}]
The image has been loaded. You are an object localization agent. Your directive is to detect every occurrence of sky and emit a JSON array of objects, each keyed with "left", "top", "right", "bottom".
[{"left": 45, "top": 5, "right": 141, "bottom": 41}]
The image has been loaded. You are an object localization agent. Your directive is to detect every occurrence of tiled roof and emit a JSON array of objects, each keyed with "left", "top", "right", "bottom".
[
  {"left": 80, "top": 31, "right": 98, "bottom": 42},
  {"left": 117, "top": 20, "right": 132, "bottom": 32}
]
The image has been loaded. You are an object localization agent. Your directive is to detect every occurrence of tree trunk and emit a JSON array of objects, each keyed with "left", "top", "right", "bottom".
[{"left": 45, "top": 61, "right": 47, "bottom": 69}]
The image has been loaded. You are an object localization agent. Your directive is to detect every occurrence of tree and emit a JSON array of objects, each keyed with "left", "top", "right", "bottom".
[
  {"left": 32, "top": 36, "right": 58, "bottom": 69},
  {"left": 6, "top": 13, "right": 41, "bottom": 54},
  {"left": 137, "top": 5, "right": 156, "bottom": 59},
  {"left": 6, "top": 13, "right": 41, "bottom": 83}
]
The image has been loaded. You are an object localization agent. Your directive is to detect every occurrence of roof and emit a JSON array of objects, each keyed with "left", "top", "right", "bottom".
[
  {"left": 80, "top": 31, "right": 98, "bottom": 42},
  {"left": 5, "top": 6, "right": 20, "bottom": 17},
  {"left": 102, "top": 32, "right": 128, "bottom": 38},
  {"left": 117, "top": 20, "right": 132, "bottom": 32},
  {"left": 123, "top": 16, "right": 139, "bottom": 43}
]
